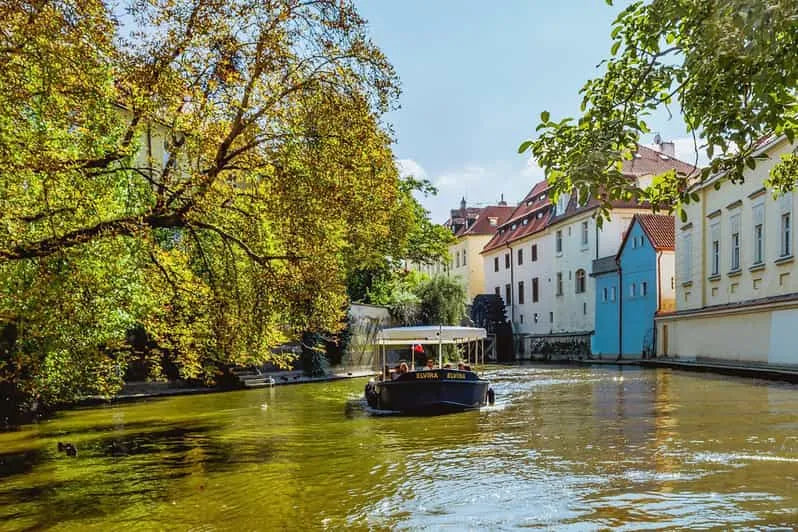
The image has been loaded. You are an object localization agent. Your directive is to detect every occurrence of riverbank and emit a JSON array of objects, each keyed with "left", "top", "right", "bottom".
[
  {"left": 640, "top": 358, "right": 798, "bottom": 384},
  {"left": 80, "top": 369, "right": 376, "bottom": 405},
  {"left": 528, "top": 356, "right": 798, "bottom": 384}
]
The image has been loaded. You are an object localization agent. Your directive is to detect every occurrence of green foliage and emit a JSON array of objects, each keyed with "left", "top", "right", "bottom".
[
  {"left": 415, "top": 275, "right": 467, "bottom": 326},
  {"left": 346, "top": 176, "right": 453, "bottom": 302},
  {"left": 366, "top": 269, "right": 423, "bottom": 325},
  {"left": 519, "top": 0, "right": 798, "bottom": 221},
  {"left": 300, "top": 332, "right": 330, "bottom": 378},
  {"left": 0, "top": 0, "right": 406, "bottom": 414},
  {"left": 365, "top": 271, "right": 466, "bottom": 327}
]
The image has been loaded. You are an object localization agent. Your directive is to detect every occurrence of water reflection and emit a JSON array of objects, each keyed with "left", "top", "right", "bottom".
[{"left": 1, "top": 366, "right": 797, "bottom": 530}]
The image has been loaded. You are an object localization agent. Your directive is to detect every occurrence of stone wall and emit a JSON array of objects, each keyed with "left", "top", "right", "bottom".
[{"left": 341, "top": 303, "right": 392, "bottom": 371}]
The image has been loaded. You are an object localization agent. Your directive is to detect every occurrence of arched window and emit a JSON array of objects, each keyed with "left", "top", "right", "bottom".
[{"left": 575, "top": 269, "right": 586, "bottom": 293}]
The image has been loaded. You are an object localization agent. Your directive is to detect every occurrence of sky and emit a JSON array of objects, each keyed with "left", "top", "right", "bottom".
[{"left": 357, "top": 1, "right": 704, "bottom": 223}]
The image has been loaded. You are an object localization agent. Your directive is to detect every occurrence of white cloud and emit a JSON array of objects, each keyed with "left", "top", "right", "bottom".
[
  {"left": 520, "top": 155, "right": 545, "bottom": 179},
  {"left": 410, "top": 158, "right": 543, "bottom": 223},
  {"left": 396, "top": 158, "right": 427, "bottom": 180}
]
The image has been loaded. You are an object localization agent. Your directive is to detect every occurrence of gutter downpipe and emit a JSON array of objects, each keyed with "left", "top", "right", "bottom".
[
  {"left": 616, "top": 256, "right": 623, "bottom": 361},
  {"left": 506, "top": 242, "right": 515, "bottom": 324},
  {"left": 655, "top": 250, "right": 663, "bottom": 360}
]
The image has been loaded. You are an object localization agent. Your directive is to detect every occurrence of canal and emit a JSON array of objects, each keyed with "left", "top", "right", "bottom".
[{"left": 1, "top": 365, "right": 797, "bottom": 530}]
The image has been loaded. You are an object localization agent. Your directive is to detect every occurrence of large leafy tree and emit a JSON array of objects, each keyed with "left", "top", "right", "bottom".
[
  {"left": 520, "top": 0, "right": 798, "bottom": 222},
  {"left": 0, "top": 0, "right": 416, "bottom": 413}
]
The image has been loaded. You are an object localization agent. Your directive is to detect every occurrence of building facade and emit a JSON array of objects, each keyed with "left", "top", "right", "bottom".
[
  {"left": 482, "top": 146, "right": 693, "bottom": 348},
  {"left": 411, "top": 198, "right": 513, "bottom": 302},
  {"left": 446, "top": 199, "right": 514, "bottom": 301},
  {"left": 656, "top": 136, "right": 798, "bottom": 364},
  {"left": 481, "top": 146, "right": 692, "bottom": 356},
  {"left": 593, "top": 214, "right": 675, "bottom": 358}
]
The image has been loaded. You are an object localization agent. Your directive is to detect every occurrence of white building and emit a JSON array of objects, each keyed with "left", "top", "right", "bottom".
[
  {"left": 481, "top": 145, "right": 694, "bottom": 354},
  {"left": 656, "top": 136, "right": 798, "bottom": 364}
]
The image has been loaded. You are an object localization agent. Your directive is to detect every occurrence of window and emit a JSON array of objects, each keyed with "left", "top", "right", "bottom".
[
  {"left": 531, "top": 244, "right": 538, "bottom": 262},
  {"left": 581, "top": 221, "right": 589, "bottom": 246},
  {"left": 753, "top": 203, "right": 764, "bottom": 264},
  {"left": 555, "top": 194, "right": 569, "bottom": 215},
  {"left": 730, "top": 213, "right": 740, "bottom": 271},
  {"left": 494, "top": 257, "right": 499, "bottom": 272},
  {"left": 782, "top": 212, "right": 792, "bottom": 257},
  {"left": 610, "top": 286, "right": 616, "bottom": 301},
  {"left": 682, "top": 232, "right": 693, "bottom": 281},
  {"left": 462, "top": 250, "right": 466, "bottom": 266},
  {"left": 532, "top": 277, "right": 539, "bottom": 302},
  {"left": 556, "top": 230, "right": 563, "bottom": 253},
  {"left": 520, "top": 314, "right": 524, "bottom": 324},
  {"left": 505, "top": 284, "right": 511, "bottom": 305},
  {"left": 556, "top": 272, "right": 563, "bottom": 296},
  {"left": 632, "top": 236, "right": 637, "bottom": 249},
  {"left": 518, "top": 281, "right": 525, "bottom": 304},
  {"left": 710, "top": 221, "right": 720, "bottom": 276},
  {"left": 517, "top": 248, "right": 523, "bottom": 265},
  {"left": 495, "top": 286, "right": 500, "bottom": 296},
  {"left": 505, "top": 253, "right": 510, "bottom": 269},
  {"left": 583, "top": 302, "right": 587, "bottom": 315},
  {"left": 630, "top": 283, "right": 636, "bottom": 297},
  {"left": 641, "top": 281, "right": 648, "bottom": 296},
  {"left": 575, "top": 269, "right": 586, "bottom": 293},
  {"left": 455, "top": 253, "right": 460, "bottom": 268},
  {"left": 549, "top": 311, "right": 554, "bottom": 323},
  {"left": 534, "top": 313, "right": 539, "bottom": 323},
  {"left": 602, "top": 287, "right": 608, "bottom": 302}
]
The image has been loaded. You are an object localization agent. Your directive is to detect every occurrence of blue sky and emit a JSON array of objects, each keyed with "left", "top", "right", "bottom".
[{"left": 357, "top": 1, "right": 701, "bottom": 222}]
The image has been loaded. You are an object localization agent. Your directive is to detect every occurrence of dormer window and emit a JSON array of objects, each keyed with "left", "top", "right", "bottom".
[
  {"left": 511, "top": 223, "right": 517, "bottom": 230},
  {"left": 555, "top": 194, "right": 569, "bottom": 216},
  {"left": 523, "top": 218, "right": 529, "bottom": 225},
  {"left": 488, "top": 217, "right": 498, "bottom": 226},
  {"left": 539, "top": 194, "right": 546, "bottom": 200}
]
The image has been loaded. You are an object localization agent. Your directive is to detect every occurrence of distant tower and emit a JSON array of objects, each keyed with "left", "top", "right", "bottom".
[
  {"left": 498, "top": 193, "right": 507, "bottom": 206},
  {"left": 460, "top": 196, "right": 466, "bottom": 212}
]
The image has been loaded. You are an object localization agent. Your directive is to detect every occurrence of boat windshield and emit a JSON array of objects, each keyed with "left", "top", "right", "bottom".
[{"left": 375, "top": 326, "right": 487, "bottom": 377}]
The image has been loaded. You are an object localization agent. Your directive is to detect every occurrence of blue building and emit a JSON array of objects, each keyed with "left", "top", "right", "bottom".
[
  {"left": 591, "top": 256, "right": 620, "bottom": 357},
  {"left": 592, "top": 214, "right": 675, "bottom": 358}
]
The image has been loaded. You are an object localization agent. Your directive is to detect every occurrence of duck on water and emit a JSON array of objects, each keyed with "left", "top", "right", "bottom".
[{"left": 364, "top": 326, "right": 495, "bottom": 414}]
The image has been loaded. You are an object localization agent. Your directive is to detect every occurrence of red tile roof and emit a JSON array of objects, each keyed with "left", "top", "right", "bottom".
[
  {"left": 616, "top": 214, "right": 675, "bottom": 260},
  {"left": 480, "top": 146, "right": 693, "bottom": 254},
  {"left": 455, "top": 205, "right": 516, "bottom": 237},
  {"left": 637, "top": 214, "right": 675, "bottom": 250},
  {"left": 623, "top": 145, "right": 696, "bottom": 177},
  {"left": 481, "top": 181, "right": 552, "bottom": 253}
]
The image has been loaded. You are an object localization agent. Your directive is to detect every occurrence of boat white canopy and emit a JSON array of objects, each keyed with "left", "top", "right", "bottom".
[{"left": 376, "top": 326, "right": 487, "bottom": 346}]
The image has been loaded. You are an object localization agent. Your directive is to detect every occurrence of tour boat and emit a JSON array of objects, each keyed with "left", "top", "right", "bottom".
[{"left": 364, "top": 325, "right": 494, "bottom": 414}]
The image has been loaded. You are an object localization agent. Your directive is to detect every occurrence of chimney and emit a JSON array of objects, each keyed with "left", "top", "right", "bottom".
[
  {"left": 653, "top": 133, "right": 676, "bottom": 157},
  {"left": 498, "top": 193, "right": 507, "bottom": 206},
  {"left": 660, "top": 141, "right": 675, "bottom": 157}
]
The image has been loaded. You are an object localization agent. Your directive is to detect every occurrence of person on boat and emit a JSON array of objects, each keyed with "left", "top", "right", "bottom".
[
  {"left": 457, "top": 362, "right": 465, "bottom": 370},
  {"left": 398, "top": 362, "right": 409, "bottom": 375},
  {"left": 443, "top": 363, "right": 452, "bottom": 369},
  {"left": 425, "top": 358, "right": 435, "bottom": 370}
]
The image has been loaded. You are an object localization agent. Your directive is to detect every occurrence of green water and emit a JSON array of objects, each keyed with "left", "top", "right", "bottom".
[{"left": 1, "top": 365, "right": 797, "bottom": 530}]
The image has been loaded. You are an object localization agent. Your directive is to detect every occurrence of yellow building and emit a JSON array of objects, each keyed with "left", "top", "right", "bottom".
[
  {"left": 411, "top": 199, "right": 514, "bottom": 301},
  {"left": 656, "top": 136, "right": 798, "bottom": 364},
  {"left": 446, "top": 200, "right": 515, "bottom": 301}
]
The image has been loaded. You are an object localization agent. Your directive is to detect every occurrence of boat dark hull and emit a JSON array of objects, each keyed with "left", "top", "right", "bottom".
[{"left": 365, "top": 370, "right": 490, "bottom": 414}]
